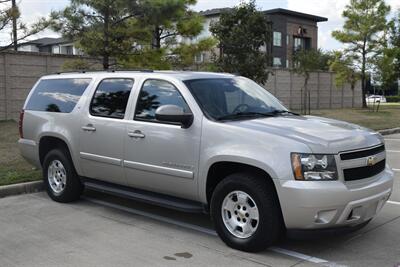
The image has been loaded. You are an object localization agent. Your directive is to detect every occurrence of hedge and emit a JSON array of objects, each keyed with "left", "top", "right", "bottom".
[{"left": 386, "top": 95, "right": 400, "bottom": 102}]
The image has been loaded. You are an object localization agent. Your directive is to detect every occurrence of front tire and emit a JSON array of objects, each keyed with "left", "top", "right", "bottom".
[
  {"left": 211, "top": 173, "right": 283, "bottom": 252},
  {"left": 43, "top": 149, "right": 83, "bottom": 203}
]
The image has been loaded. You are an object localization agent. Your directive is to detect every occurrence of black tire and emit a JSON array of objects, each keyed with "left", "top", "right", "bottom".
[
  {"left": 210, "top": 172, "right": 283, "bottom": 252},
  {"left": 43, "top": 148, "right": 83, "bottom": 203}
]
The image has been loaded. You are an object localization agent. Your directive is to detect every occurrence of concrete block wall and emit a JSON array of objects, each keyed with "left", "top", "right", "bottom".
[
  {"left": 263, "top": 69, "right": 362, "bottom": 111},
  {"left": 0, "top": 51, "right": 101, "bottom": 121},
  {"left": 0, "top": 52, "right": 362, "bottom": 121}
]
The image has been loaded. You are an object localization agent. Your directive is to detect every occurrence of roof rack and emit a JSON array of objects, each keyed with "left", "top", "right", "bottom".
[{"left": 54, "top": 69, "right": 154, "bottom": 75}]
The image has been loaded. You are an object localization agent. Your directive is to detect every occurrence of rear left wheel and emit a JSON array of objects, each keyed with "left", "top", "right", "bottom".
[{"left": 43, "top": 148, "right": 83, "bottom": 203}]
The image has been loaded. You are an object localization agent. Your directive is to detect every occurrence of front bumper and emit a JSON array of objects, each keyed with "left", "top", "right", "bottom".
[{"left": 275, "top": 167, "right": 394, "bottom": 229}]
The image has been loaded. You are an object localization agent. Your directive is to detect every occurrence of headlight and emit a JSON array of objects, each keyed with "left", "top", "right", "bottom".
[{"left": 291, "top": 153, "right": 337, "bottom": 181}]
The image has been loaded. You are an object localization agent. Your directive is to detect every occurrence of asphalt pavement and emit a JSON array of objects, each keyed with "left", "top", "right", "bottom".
[{"left": 0, "top": 134, "right": 399, "bottom": 267}]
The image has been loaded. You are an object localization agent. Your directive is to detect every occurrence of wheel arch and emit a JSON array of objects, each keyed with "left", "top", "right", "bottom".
[
  {"left": 38, "top": 135, "right": 76, "bottom": 170},
  {"left": 204, "top": 160, "right": 279, "bottom": 206}
]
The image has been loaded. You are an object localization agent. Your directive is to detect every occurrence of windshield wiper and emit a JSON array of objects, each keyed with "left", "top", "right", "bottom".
[
  {"left": 270, "top": 110, "right": 300, "bottom": 116},
  {"left": 216, "top": 112, "right": 276, "bottom": 121}
]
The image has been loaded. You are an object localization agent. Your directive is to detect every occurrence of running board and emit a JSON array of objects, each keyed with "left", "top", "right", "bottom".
[{"left": 82, "top": 178, "right": 206, "bottom": 213}]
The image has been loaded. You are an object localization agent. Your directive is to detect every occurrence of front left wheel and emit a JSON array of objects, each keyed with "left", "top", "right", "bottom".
[
  {"left": 43, "top": 148, "right": 83, "bottom": 203},
  {"left": 210, "top": 172, "right": 283, "bottom": 252}
]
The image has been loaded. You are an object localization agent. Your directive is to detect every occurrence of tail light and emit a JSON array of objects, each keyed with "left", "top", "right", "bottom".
[{"left": 18, "top": 109, "right": 24, "bottom": 138}]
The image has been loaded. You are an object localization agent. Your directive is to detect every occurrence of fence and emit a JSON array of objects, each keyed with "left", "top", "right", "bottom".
[
  {"left": 0, "top": 51, "right": 102, "bottom": 120},
  {"left": 0, "top": 51, "right": 362, "bottom": 121},
  {"left": 264, "top": 69, "right": 362, "bottom": 111}
]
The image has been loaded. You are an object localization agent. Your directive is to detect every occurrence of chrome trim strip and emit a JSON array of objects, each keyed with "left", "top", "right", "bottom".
[
  {"left": 80, "top": 152, "right": 122, "bottom": 166},
  {"left": 338, "top": 143, "right": 384, "bottom": 158},
  {"left": 340, "top": 151, "right": 386, "bottom": 169},
  {"left": 123, "top": 160, "right": 194, "bottom": 179}
]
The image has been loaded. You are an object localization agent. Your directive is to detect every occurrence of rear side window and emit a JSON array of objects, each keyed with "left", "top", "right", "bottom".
[
  {"left": 25, "top": 78, "right": 91, "bottom": 113},
  {"left": 90, "top": 78, "right": 134, "bottom": 119}
]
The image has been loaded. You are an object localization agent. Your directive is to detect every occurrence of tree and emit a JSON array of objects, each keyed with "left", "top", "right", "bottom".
[
  {"left": 292, "top": 48, "right": 331, "bottom": 114},
  {"left": 140, "top": 0, "right": 203, "bottom": 50},
  {"left": 210, "top": 1, "right": 272, "bottom": 84},
  {"left": 329, "top": 51, "right": 360, "bottom": 108},
  {"left": 332, "top": 0, "right": 391, "bottom": 108},
  {"left": 51, "top": 0, "right": 147, "bottom": 70},
  {"left": 391, "top": 11, "right": 400, "bottom": 80},
  {"left": 118, "top": 48, "right": 172, "bottom": 70},
  {"left": 171, "top": 37, "right": 217, "bottom": 70},
  {"left": 0, "top": 0, "right": 49, "bottom": 51},
  {"left": 374, "top": 10, "right": 400, "bottom": 92}
]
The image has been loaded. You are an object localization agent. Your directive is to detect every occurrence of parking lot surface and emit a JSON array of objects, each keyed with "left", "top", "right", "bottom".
[{"left": 0, "top": 134, "right": 399, "bottom": 267}]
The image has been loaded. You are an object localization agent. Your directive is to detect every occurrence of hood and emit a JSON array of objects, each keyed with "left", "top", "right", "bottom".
[{"left": 228, "top": 115, "right": 384, "bottom": 154}]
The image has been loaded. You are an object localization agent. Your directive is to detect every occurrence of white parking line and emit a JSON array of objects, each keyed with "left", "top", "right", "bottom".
[
  {"left": 384, "top": 139, "right": 400, "bottom": 141},
  {"left": 387, "top": 150, "right": 400, "bottom": 153},
  {"left": 393, "top": 169, "right": 400, "bottom": 172},
  {"left": 388, "top": 201, "right": 400, "bottom": 206},
  {"left": 83, "top": 196, "right": 342, "bottom": 267},
  {"left": 269, "top": 247, "right": 347, "bottom": 267}
]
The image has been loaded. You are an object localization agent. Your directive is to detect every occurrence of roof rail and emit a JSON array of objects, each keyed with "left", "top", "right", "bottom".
[
  {"left": 111, "top": 68, "right": 154, "bottom": 73},
  {"left": 54, "top": 68, "right": 154, "bottom": 75}
]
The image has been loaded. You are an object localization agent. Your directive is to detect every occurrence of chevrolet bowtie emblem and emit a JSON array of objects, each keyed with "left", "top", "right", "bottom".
[{"left": 366, "top": 156, "right": 378, "bottom": 166}]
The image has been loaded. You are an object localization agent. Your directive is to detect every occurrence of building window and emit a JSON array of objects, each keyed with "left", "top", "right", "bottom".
[
  {"left": 52, "top": 46, "right": 60, "bottom": 54},
  {"left": 65, "top": 46, "right": 73, "bottom": 55},
  {"left": 273, "top": 32, "right": 282, "bottom": 47},
  {"left": 194, "top": 53, "right": 204, "bottom": 63},
  {"left": 294, "top": 37, "right": 303, "bottom": 51},
  {"left": 286, "top": 35, "right": 289, "bottom": 45},
  {"left": 294, "top": 37, "right": 311, "bottom": 51},
  {"left": 273, "top": 57, "right": 282, "bottom": 67}
]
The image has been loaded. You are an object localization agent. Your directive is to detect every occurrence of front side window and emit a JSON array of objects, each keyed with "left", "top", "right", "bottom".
[
  {"left": 184, "top": 77, "right": 288, "bottom": 121},
  {"left": 90, "top": 78, "right": 134, "bottom": 119},
  {"left": 273, "top": 32, "right": 282, "bottom": 47},
  {"left": 135, "top": 79, "right": 190, "bottom": 122},
  {"left": 25, "top": 78, "right": 91, "bottom": 113}
]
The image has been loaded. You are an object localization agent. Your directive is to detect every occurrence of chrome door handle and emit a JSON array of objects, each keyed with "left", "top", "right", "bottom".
[
  {"left": 82, "top": 125, "right": 96, "bottom": 132},
  {"left": 128, "top": 130, "right": 145, "bottom": 139}
]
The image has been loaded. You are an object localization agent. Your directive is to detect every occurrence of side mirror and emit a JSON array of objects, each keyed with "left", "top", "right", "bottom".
[{"left": 155, "top": 105, "right": 193, "bottom": 128}]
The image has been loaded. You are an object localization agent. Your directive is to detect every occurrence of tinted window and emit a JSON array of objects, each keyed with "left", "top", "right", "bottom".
[
  {"left": 25, "top": 78, "right": 91, "bottom": 113},
  {"left": 90, "top": 79, "right": 134, "bottom": 119},
  {"left": 135, "top": 79, "right": 189, "bottom": 122}
]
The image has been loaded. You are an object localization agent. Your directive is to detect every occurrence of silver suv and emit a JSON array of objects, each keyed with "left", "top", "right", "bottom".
[{"left": 19, "top": 71, "right": 394, "bottom": 252}]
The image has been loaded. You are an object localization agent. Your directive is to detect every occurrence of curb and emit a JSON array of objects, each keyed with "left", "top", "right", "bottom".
[
  {"left": 378, "top": 127, "right": 400, "bottom": 136},
  {"left": 0, "top": 180, "right": 43, "bottom": 199}
]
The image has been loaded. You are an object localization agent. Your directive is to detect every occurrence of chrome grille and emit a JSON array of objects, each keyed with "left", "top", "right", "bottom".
[{"left": 339, "top": 144, "right": 386, "bottom": 181}]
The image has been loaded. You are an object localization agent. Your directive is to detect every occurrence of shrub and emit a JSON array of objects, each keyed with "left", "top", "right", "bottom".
[{"left": 386, "top": 95, "right": 400, "bottom": 102}]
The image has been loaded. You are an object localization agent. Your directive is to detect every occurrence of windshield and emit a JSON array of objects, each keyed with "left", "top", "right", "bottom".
[{"left": 184, "top": 77, "right": 290, "bottom": 121}]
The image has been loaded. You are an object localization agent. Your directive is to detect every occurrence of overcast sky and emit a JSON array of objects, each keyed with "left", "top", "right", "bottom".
[{"left": 6, "top": 0, "right": 400, "bottom": 51}]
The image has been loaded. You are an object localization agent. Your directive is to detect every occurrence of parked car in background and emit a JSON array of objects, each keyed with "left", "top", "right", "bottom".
[
  {"left": 366, "top": 95, "right": 387, "bottom": 103},
  {"left": 19, "top": 71, "right": 394, "bottom": 252}
]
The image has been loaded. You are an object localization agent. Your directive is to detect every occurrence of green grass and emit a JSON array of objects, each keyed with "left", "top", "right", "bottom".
[
  {"left": 0, "top": 121, "right": 41, "bottom": 186},
  {"left": 309, "top": 103, "right": 400, "bottom": 131}
]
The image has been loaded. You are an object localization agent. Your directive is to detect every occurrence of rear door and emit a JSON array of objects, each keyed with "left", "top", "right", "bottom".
[{"left": 79, "top": 78, "right": 135, "bottom": 185}]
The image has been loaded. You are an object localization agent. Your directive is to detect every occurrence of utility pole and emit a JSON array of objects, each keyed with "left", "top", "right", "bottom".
[{"left": 11, "top": 0, "right": 18, "bottom": 51}]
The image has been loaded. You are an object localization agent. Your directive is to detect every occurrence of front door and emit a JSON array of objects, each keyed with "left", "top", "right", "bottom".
[
  {"left": 123, "top": 79, "right": 201, "bottom": 200},
  {"left": 79, "top": 78, "right": 135, "bottom": 185}
]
